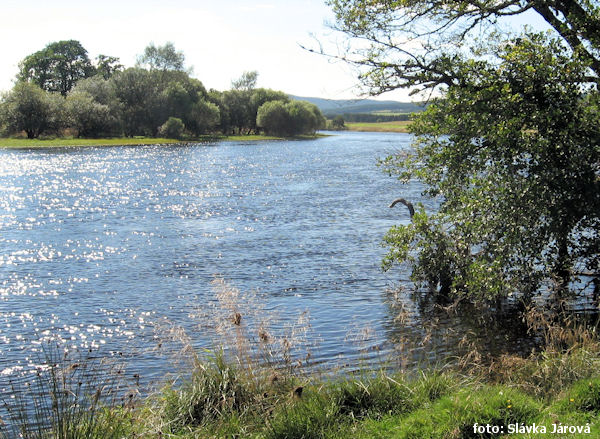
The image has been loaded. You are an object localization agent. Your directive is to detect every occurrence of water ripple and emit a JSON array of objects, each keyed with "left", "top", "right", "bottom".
[{"left": 0, "top": 133, "right": 541, "bottom": 392}]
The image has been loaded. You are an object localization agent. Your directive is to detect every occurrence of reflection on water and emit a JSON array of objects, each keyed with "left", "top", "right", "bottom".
[{"left": 0, "top": 132, "right": 579, "bottom": 395}]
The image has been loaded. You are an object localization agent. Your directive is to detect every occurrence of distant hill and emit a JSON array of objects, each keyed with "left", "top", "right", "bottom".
[{"left": 289, "top": 95, "right": 425, "bottom": 116}]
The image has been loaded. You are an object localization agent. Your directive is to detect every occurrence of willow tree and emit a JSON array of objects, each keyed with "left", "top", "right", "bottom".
[
  {"left": 1, "top": 82, "right": 64, "bottom": 138},
  {"left": 326, "top": 0, "right": 600, "bottom": 300}
]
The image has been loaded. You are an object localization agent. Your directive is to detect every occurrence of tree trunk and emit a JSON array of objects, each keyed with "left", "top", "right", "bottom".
[{"left": 554, "top": 234, "right": 571, "bottom": 293}]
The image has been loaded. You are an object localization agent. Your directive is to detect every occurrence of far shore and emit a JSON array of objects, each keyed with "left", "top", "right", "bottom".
[
  {"left": 0, "top": 126, "right": 414, "bottom": 149},
  {"left": 0, "top": 133, "right": 329, "bottom": 149},
  {"left": 345, "top": 120, "right": 412, "bottom": 133}
]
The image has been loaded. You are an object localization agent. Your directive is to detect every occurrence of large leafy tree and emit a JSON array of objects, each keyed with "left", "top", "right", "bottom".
[
  {"left": 221, "top": 89, "right": 253, "bottom": 134},
  {"left": 161, "top": 75, "right": 219, "bottom": 136},
  {"left": 110, "top": 68, "right": 163, "bottom": 136},
  {"left": 221, "top": 72, "right": 260, "bottom": 134},
  {"left": 257, "top": 100, "right": 325, "bottom": 136},
  {"left": 65, "top": 90, "right": 116, "bottom": 138},
  {"left": 1, "top": 82, "right": 64, "bottom": 138},
  {"left": 256, "top": 100, "right": 291, "bottom": 136},
  {"left": 248, "top": 88, "right": 289, "bottom": 133},
  {"left": 18, "top": 40, "right": 94, "bottom": 96},
  {"left": 327, "top": 1, "right": 600, "bottom": 300}
]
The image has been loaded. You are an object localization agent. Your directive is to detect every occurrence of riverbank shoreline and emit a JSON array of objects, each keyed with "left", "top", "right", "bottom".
[
  {"left": 2, "top": 340, "right": 598, "bottom": 438},
  {"left": 345, "top": 120, "right": 412, "bottom": 133},
  {"left": 0, "top": 133, "right": 329, "bottom": 148}
]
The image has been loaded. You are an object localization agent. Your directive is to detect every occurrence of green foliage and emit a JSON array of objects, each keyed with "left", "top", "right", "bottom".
[
  {"left": 566, "top": 378, "right": 600, "bottom": 413},
  {"left": 382, "top": 34, "right": 600, "bottom": 299},
  {"left": 5, "top": 43, "right": 315, "bottom": 141},
  {"left": 331, "top": 115, "right": 345, "bottom": 129},
  {"left": 136, "top": 41, "right": 185, "bottom": 72},
  {"left": 18, "top": 40, "right": 94, "bottom": 96},
  {"left": 72, "top": 76, "right": 118, "bottom": 107},
  {"left": 232, "top": 70, "right": 259, "bottom": 91},
  {"left": 65, "top": 90, "right": 117, "bottom": 138},
  {"left": 382, "top": 209, "right": 461, "bottom": 297},
  {"left": 188, "top": 100, "right": 220, "bottom": 135},
  {"left": 287, "top": 100, "right": 324, "bottom": 135},
  {"left": 94, "top": 55, "right": 123, "bottom": 80},
  {"left": 267, "top": 390, "right": 341, "bottom": 439},
  {"left": 333, "top": 374, "right": 415, "bottom": 419},
  {"left": 157, "top": 352, "right": 251, "bottom": 432},
  {"left": 210, "top": 85, "right": 294, "bottom": 135},
  {"left": 0, "top": 82, "right": 64, "bottom": 138},
  {"left": 257, "top": 100, "right": 325, "bottom": 136},
  {"left": 109, "top": 68, "right": 163, "bottom": 136},
  {"left": 328, "top": 0, "right": 600, "bottom": 302},
  {"left": 340, "top": 112, "right": 411, "bottom": 122},
  {"left": 159, "top": 75, "right": 217, "bottom": 136},
  {"left": 257, "top": 100, "right": 290, "bottom": 136},
  {"left": 250, "top": 88, "right": 289, "bottom": 108},
  {"left": 158, "top": 117, "right": 186, "bottom": 140},
  {"left": 266, "top": 372, "right": 456, "bottom": 439},
  {"left": 411, "top": 371, "right": 456, "bottom": 404},
  {"left": 327, "top": 1, "right": 600, "bottom": 93},
  {"left": 248, "top": 88, "right": 290, "bottom": 132},
  {"left": 4, "top": 342, "right": 600, "bottom": 438},
  {"left": 207, "top": 89, "right": 232, "bottom": 134},
  {"left": 221, "top": 89, "right": 255, "bottom": 134}
]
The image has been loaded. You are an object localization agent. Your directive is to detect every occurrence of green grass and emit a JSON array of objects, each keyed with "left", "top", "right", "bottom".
[
  {"left": 0, "top": 137, "right": 187, "bottom": 148},
  {"left": 0, "top": 133, "right": 328, "bottom": 148},
  {"left": 346, "top": 120, "right": 412, "bottom": 133},
  {"left": 3, "top": 283, "right": 599, "bottom": 438},
  {"left": 3, "top": 345, "right": 599, "bottom": 438}
]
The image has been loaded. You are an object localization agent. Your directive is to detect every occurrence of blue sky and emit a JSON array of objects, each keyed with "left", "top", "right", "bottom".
[{"left": 1, "top": 0, "right": 551, "bottom": 101}]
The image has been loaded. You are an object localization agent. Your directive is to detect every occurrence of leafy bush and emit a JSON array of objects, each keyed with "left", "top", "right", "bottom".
[{"left": 158, "top": 116, "right": 185, "bottom": 140}]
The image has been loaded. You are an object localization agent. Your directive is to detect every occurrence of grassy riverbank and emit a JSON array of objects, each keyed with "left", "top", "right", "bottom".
[
  {"left": 3, "top": 329, "right": 599, "bottom": 438},
  {"left": 345, "top": 120, "right": 412, "bottom": 133},
  {"left": 0, "top": 134, "right": 327, "bottom": 148},
  {"left": 134, "top": 348, "right": 600, "bottom": 438}
]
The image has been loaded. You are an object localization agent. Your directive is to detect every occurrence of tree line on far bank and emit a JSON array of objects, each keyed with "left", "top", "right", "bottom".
[{"left": 0, "top": 40, "right": 326, "bottom": 139}]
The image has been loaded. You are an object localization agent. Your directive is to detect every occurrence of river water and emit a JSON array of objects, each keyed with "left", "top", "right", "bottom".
[{"left": 0, "top": 132, "right": 539, "bottom": 393}]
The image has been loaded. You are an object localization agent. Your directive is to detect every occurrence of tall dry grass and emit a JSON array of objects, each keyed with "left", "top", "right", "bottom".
[
  {"left": 0, "top": 344, "right": 136, "bottom": 439},
  {"left": 143, "top": 277, "right": 319, "bottom": 436}
]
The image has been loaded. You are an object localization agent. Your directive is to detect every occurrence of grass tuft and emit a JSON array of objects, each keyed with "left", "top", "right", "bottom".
[
  {"left": 389, "top": 385, "right": 541, "bottom": 439},
  {"left": 0, "top": 345, "right": 135, "bottom": 439},
  {"left": 333, "top": 373, "right": 415, "bottom": 419},
  {"left": 266, "top": 389, "right": 340, "bottom": 439},
  {"left": 564, "top": 378, "right": 600, "bottom": 414}
]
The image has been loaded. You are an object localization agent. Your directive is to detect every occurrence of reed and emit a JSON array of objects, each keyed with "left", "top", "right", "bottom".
[{"left": 0, "top": 344, "right": 135, "bottom": 439}]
